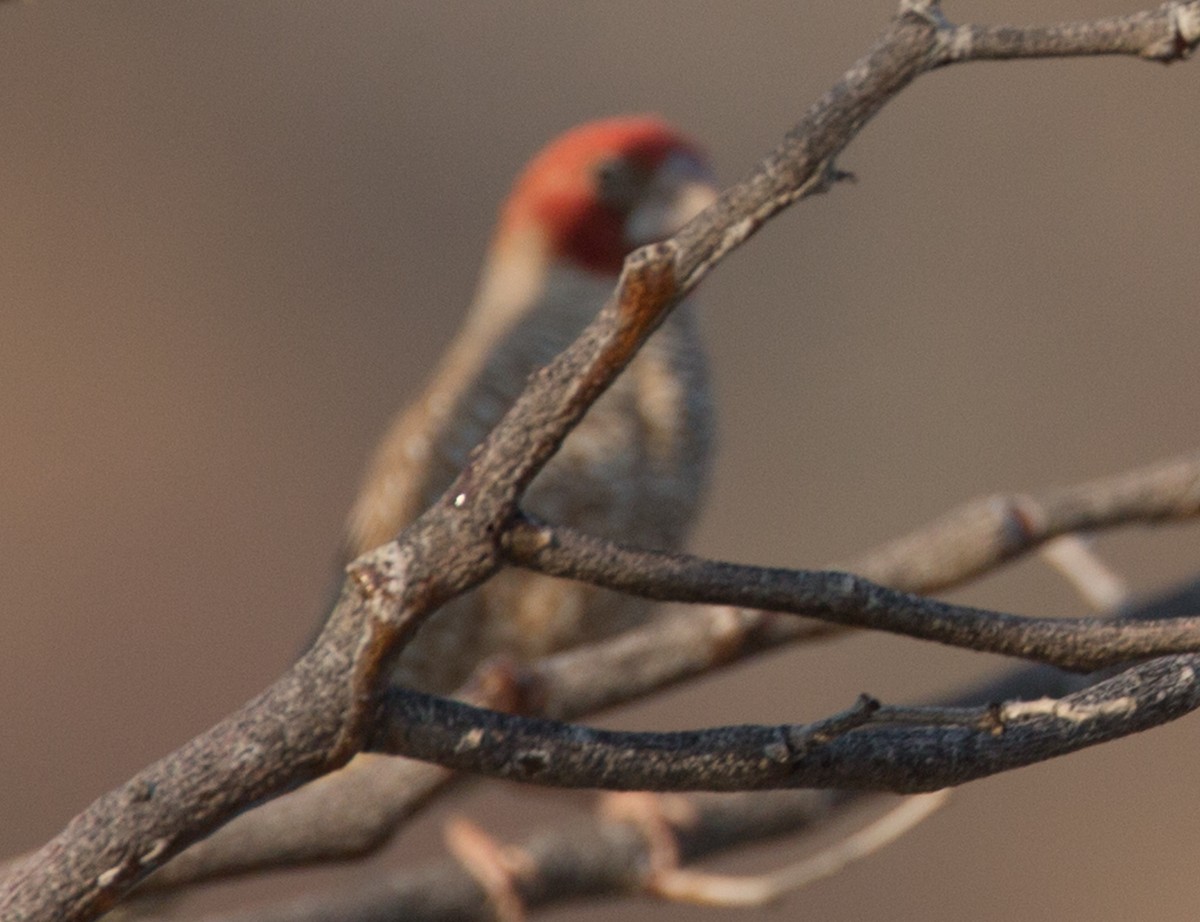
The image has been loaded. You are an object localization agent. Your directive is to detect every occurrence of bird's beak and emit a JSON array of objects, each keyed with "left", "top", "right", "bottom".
[{"left": 625, "top": 154, "right": 719, "bottom": 248}]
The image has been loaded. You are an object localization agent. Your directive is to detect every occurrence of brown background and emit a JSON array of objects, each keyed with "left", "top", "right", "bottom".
[{"left": 2, "top": 2, "right": 1198, "bottom": 919}]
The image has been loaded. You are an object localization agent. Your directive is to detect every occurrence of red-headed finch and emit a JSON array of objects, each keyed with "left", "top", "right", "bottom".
[{"left": 343, "top": 116, "right": 717, "bottom": 692}]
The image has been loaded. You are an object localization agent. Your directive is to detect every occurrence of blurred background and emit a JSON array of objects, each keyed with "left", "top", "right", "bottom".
[{"left": 1, "top": 1, "right": 1198, "bottom": 919}]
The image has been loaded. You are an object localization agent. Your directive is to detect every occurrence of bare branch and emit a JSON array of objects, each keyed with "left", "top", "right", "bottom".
[
  {"left": 57, "top": 454, "right": 1200, "bottom": 902},
  {"left": 3, "top": 4, "right": 1196, "bottom": 919},
  {"left": 0, "top": 185, "right": 700, "bottom": 922},
  {"left": 176, "top": 645, "right": 1111, "bottom": 921},
  {"left": 1041, "top": 535, "right": 1133, "bottom": 612},
  {"left": 504, "top": 453, "right": 1200, "bottom": 718},
  {"left": 93, "top": 394, "right": 1200, "bottom": 900},
  {"left": 139, "top": 665, "right": 529, "bottom": 890},
  {"left": 848, "top": 451, "right": 1200, "bottom": 593},
  {"left": 931, "top": 2, "right": 1200, "bottom": 64},
  {"left": 367, "top": 654, "right": 1200, "bottom": 793},
  {"left": 649, "top": 791, "right": 950, "bottom": 907},
  {"left": 186, "top": 791, "right": 852, "bottom": 922},
  {"left": 504, "top": 515, "right": 1200, "bottom": 672}
]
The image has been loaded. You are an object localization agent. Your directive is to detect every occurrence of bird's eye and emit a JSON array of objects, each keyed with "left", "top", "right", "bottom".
[{"left": 593, "top": 158, "right": 642, "bottom": 208}]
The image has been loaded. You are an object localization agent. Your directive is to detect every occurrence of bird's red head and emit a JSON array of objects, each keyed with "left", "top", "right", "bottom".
[{"left": 496, "top": 116, "right": 713, "bottom": 276}]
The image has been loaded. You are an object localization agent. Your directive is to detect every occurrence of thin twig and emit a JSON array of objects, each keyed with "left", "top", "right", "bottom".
[
  {"left": 504, "top": 514, "right": 1200, "bottom": 672},
  {"left": 650, "top": 790, "right": 950, "bottom": 907},
  {"left": 1041, "top": 536, "right": 1133, "bottom": 612}
]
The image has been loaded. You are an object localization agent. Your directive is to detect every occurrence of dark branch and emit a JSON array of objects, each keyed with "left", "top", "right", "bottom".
[
  {"left": 368, "top": 655, "right": 1200, "bottom": 792},
  {"left": 503, "top": 516, "right": 1200, "bottom": 672},
  {"left": 177, "top": 639, "right": 1117, "bottom": 920},
  {"left": 3, "top": 4, "right": 1196, "bottom": 920}
]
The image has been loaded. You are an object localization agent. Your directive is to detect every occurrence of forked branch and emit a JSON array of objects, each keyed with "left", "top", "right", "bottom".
[{"left": 2, "top": 3, "right": 1196, "bottom": 920}]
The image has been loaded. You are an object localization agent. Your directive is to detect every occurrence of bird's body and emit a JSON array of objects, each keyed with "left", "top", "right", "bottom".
[{"left": 342, "top": 117, "right": 717, "bottom": 693}]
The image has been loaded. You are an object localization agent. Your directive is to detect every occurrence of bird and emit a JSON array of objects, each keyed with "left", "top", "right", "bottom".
[{"left": 340, "top": 116, "right": 718, "bottom": 694}]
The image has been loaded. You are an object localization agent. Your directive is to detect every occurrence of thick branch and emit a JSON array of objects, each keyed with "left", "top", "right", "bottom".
[
  {"left": 149, "top": 576, "right": 1194, "bottom": 913},
  {"left": 0, "top": 146, "right": 704, "bottom": 922},
  {"left": 137, "top": 667, "right": 533, "bottom": 891},
  {"left": 0, "top": 646, "right": 357, "bottom": 922},
  {"left": 4, "top": 4, "right": 1196, "bottom": 920},
  {"left": 369, "top": 655, "right": 1200, "bottom": 792},
  {"left": 189, "top": 646, "right": 1108, "bottom": 921}
]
